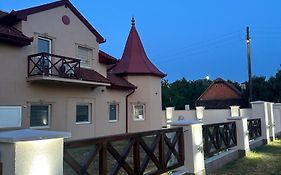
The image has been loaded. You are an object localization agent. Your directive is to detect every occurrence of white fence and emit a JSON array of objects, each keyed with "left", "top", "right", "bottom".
[
  {"left": 168, "top": 101, "right": 281, "bottom": 174},
  {"left": 163, "top": 101, "right": 281, "bottom": 136}
]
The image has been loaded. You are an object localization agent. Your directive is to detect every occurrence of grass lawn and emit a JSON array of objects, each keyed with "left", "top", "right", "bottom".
[{"left": 210, "top": 140, "right": 281, "bottom": 175}]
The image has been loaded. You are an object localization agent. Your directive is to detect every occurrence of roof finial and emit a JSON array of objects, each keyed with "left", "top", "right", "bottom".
[{"left": 131, "top": 16, "right": 135, "bottom": 26}]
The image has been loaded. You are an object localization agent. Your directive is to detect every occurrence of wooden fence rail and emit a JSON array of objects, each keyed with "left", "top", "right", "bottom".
[
  {"left": 202, "top": 122, "right": 237, "bottom": 158},
  {"left": 28, "top": 52, "right": 81, "bottom": 79},
  {"left": 64, "top": 127, "right": 184, "bottom": 175},
  {"left": 247, "top": 118, "right": 262, "bottom": 141}
]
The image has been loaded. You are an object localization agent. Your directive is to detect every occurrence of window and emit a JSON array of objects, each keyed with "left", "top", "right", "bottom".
[
  {"left": 76, "top": 103, "right": 92, "bottom": 123},
  {"left": 77, "top": 46, "right": 93, "bottom": 68},
  {"left": 133, "top": 104, "right": 145, "bottom": 121},
  {"left": 30, "top": 105, "right": 51, "bottom": 128},
  {"left": 37, "top": 37, "right": 52, "bottom": 74},
  {"left": 0, "top": 106, "right": 22, "bottom": 128},
  {"left": 109, "top": 103, "right": 119, "bottom": 122},
  {"left": 38, "top": 37, "right": 51, "bottom": 53}
]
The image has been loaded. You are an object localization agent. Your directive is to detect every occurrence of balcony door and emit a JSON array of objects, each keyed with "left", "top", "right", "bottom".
[{"left": 37, "top": 37, "right": 52, "bottom": 75}]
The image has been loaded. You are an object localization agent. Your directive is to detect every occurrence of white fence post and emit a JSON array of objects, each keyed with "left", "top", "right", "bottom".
[
  {"left": 267, "top": 102, "right": 275, "bottom": 140},
  {"left": 196, "top": 106, "right": 205, "bottom": 121},
  {"left": 251, "top": 101, "right": 270, "bottom": 144},
  {"left": 0, "top": 129, "right": 71, "bottom": 175},
  {"left": 171, "top": 120, "right": 205, "bottom": 175},
  {"left": 230, "top": 106, "right": 240, "bottom": 117},
  {"left": 227, "top": 117, "right": 250, "bottom": 155},
  {"left": 166, "top": 107, "right": 175, "bottom": 124},
  {"left": 273, "top": 103, "right": 281, "bottom": 136},
  {"left": 185, "top": 105, "right": 190, "bottom": 110}
]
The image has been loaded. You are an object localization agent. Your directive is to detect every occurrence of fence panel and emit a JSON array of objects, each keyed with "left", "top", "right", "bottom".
[
  {"left": 247, "top": 118, "right": 262, "bottom": 141},
  {"left": 202, "top": 122, "right": 237, "bottom": 158},
  {"left": 64, "top": 127, "right": 184, "bottom": 175}
]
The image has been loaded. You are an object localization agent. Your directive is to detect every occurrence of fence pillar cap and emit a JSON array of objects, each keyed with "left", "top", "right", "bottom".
[
  {"left": 171, "top": 120, "right": 203, "bottom": 126},
  {"left": 227, "top": 116, "right": 248, "bottom": 120},
  {"left": 0, "top": 129, "right": 71, "bottom": 143},
  {"left": 251, "top": 101, "right": 268, "bottom": 104}
]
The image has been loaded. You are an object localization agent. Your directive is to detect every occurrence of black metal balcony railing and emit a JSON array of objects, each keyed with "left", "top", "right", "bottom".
[
  {"left": 247, "top": 118, "right": 262, "bottom": 141},
  {"left": 28, "top": 52, "right": 81, "bottom": 79},
  {"left": 202, "top": 122, "right": 237, "bottom": 158}
]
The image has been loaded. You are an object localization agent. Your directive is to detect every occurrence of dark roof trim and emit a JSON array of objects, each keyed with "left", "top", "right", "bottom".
[
  {"left": 0, "top": 10, "right": 8, "bottom": 19},
  {"left": 107, "top": 73, "right": 137, "bottom": 90},
  {"left": 107, "top": 84, "right": 137, "bottom": 90},
  {"left": 77, "top": 67, "right": 110, "bottom": 84},
  {"left": 99, "top": 50, "right": 118, "bottom": 65},
  {"left": 0, "top": 24, "right": 33, "bottom": 46},
  {"left": 0, "top": 33, "right": 32, "bottom": 46},
  {"left": 12, "top": 0, "right": 105, "bottom": 43},
  {"left": 114, "top": 72, "right": 167, "bottom": 78}
]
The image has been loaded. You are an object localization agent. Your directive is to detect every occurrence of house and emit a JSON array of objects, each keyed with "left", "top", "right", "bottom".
[
  {"left": 196, "top": 78, "right": 247, "bottom": 109},
  {"left": 0, "top": 0, "right": 166, "bottom": 140}
]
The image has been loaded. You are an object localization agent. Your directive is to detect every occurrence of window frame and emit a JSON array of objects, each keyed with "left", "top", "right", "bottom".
[
  {"left": 37, "top": 36, "right": 52, "bottom": 74},
  {"left": 132, "top": 103, "right": 145, "bottom": 121},
  {"left": 29, "top": 104, "right": 51, "bottom": 129},
  {"left": 75, "top": 103, "right": 92, "bottom": 124},
  {"left": 108, "top": 103, "right": 119, "bottom": 123},
  {"left": 76, "top": 44, "right": 93, "bottom": 69},
  {"left": 37, "top": 36, "right": 52, "bottom": 54}
]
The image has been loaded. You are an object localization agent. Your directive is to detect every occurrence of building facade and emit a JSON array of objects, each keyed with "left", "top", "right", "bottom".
[{"left": 0, "top": 0, "right": 165, "bottom": 140}]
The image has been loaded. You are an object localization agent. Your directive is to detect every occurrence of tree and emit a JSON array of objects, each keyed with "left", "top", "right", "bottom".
[
  {"left": 161, "top": 78, "right": 211, "bottom": 110},
  {"left": 268, "top": 69, "right": 281, "bottom": 102},
  {"left": 162, "top": 68, "right": 281, "bottom": 110}
]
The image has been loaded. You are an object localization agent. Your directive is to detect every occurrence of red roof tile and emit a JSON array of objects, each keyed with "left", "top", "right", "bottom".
[
  {"left": 107, "top": 73, "right": 136, "bottom": 90},
  {"left": 11, "top": 0, "right": 105, "bottom": 43},
  {"left": 197, "top": 77, "right": 242, "bottom": 101},
  {"left": 196, "top": 77, "right": 247, "bottom": 109},
  {"left": 0, "top": 24, "right": 33, "bottom": 46},
  {"left": 76, "top": 68, "right": 110, "bottom": 84},
  {"left": 99, "top": 50, "right": 118, "bottom": 65},
  {"left": 110, "top": 18, "right": 166, "bottom": 78}
]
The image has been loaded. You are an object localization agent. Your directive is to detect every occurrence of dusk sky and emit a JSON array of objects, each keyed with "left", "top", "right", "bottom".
[{"left": 1, "top": 0, "right": 281, "bottom": 82}]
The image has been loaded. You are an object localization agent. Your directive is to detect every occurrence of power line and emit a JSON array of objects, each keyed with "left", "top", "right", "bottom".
[
  {"left": 150, "top": 30, "right": 243, "bottom": 59},
  {"left": 154, "top": 33, "right": 244, "bottom": 63}
]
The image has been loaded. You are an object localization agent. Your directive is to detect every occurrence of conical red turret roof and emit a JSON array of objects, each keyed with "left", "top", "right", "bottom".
[{"left": 111, "top": 18, "right": 166, "bottom": 78}]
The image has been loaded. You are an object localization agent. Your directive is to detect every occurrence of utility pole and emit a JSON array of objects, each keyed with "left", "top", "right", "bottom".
[{"left": 246, "top": 26, "right": 253, "bottom": 104}]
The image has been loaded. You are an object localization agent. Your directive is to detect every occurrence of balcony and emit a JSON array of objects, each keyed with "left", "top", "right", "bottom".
[{"left": 27, "top": 52, "right": 111, "bottom": 87}]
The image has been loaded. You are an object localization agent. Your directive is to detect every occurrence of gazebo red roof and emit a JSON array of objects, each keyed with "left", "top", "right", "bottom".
[{"left": 111, "top": 18, "right": 166, "bottom": 78}]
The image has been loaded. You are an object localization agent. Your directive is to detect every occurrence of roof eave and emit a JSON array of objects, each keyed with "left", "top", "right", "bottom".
[
  {"left": 113, "top": 72, "right": 167, "bottom": 78},
  {"left": 107, "top": 84, "right": 137, "bottom": 90},
  {"left": 0, "top": 33, "right": 33, "bottom": 46}
]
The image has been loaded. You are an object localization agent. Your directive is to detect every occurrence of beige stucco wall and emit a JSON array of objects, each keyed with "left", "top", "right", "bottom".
[{"left": 126, "top": 76, "right": 162, "bottom": 132}]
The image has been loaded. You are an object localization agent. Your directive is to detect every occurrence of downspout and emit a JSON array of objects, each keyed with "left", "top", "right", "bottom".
[{"left": 126, "top": 89, "right": 135, "bottom": 133}]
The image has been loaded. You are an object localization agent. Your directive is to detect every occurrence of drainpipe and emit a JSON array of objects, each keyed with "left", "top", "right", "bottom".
[{"left": 126, "top": 89, "right": 135, "bottom": 133}]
